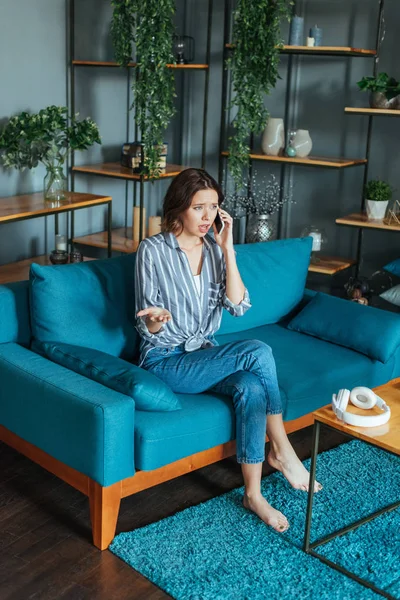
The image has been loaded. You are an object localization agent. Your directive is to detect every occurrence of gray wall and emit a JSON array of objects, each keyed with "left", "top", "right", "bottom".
[
  {"left": 0, "top": 0, "right": 66, "bottom": 263},
  {"left": 0, "top": 0, "right": 399, "bottom": 275}
]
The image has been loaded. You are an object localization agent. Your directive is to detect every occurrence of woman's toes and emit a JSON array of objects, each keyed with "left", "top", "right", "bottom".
[{"left": 275, "top": 514, "right": 289, "bottom": 532}]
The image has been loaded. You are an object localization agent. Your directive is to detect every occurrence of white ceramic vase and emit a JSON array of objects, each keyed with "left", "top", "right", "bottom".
[
  {"left": 261, "top": 118, "right": 285, "bottom": 156},
  {"left": 292, "top": 129, "right": 312, "bottom": 158},
  {"left": 366, "top": 199, "right": 388, "bottom": 221}
]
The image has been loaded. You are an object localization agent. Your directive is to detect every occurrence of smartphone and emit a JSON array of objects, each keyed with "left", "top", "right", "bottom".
[{"left": 214, "top": 211, "right": 225, "bottom": 234}]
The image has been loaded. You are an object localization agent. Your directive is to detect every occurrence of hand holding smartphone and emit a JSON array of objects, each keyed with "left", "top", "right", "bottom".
[{"left": 214, "top": 210, "right": 225, "bottom": 235}]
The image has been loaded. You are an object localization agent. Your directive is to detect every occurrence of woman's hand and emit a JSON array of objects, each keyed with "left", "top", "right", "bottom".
[
  {"left": 137, "top": 307, "right": 172, "bottom": 324},
  {"left": 213, "top": 208, "right": 234, "bottom": 252}
]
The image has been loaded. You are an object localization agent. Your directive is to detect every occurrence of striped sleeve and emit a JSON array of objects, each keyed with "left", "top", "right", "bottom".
[
  {"left": 134, "top": 241, "right": 166, "bottom": 340},
  {"left": 222, "top": 286, "right": 252, "bottom": 317},
  {"left": 220, "top": 258, "right": 252, "bottom": 318}
]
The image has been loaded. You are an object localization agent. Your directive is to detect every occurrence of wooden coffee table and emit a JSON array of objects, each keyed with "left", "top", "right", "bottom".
[{"left": 303, "top": 378, "right": 400, "bottom": 600}]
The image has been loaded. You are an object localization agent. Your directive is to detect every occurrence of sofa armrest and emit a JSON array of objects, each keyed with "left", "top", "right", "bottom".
[{"left": 0, "top": 343, "right": 135, "bottom": 486}]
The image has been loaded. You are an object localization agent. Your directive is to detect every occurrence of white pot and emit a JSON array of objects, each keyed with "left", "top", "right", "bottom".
[
  {"left": 261, "top": 118, "right": 285, "bottom": 156},
  {"left": 366, "top": 199, "right": 389, "bottom": 221},
  {"left": 292, "top": 129, "right": 312, "bottom": 158}
]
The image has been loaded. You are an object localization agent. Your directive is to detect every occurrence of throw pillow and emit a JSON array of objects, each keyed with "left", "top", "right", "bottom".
[
  {"left": 30, "top": 254, "right": 139, "bottom": 361},
  {"left": 218, "top": 237, "right": 312, "bottom": 336},
  {"left": 287, "top": 292, "right": 400, "bottom": 363},
  {"left": 380, "top": 284, "right": 400, "bottom": 307},
  {"left": 35, "top": 341, "right": 182, "bottom": 412},
  {"left": 383, "top": 258, "right": 400, "bottom": 278}
]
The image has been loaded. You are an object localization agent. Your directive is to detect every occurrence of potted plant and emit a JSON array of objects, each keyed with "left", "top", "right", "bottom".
[
  {"left": 364, "top": 179, "right": 393, "bottom": 221},
  {"left": 0, "top": 105, "right": 101, "bottom": 201},
  {"left": 357, "top": 73, "right": 400, "bottom": 109}
]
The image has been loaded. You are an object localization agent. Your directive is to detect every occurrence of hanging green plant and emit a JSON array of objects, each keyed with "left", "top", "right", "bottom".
[
  {"left": 227, "top": 0, "right": 293, "bottom": 188},
  {"left": 110, "top": 0, "right": 136, "bottom": 67},
  {"left": 111, "top": 0, "right": 176, "bottom": 179},
  {"left": 134, "top": 0, "right": 176, "bottom": 179}
]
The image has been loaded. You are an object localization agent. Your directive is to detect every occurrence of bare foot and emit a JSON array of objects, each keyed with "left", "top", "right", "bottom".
[
  {"left": 267, "top": 447, "right": 323, "bottom": 493},
  {"left": 243, "top": 493, "right": 289, "bottom": 533}
]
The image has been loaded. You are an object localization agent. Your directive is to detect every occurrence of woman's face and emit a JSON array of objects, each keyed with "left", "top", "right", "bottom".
[{"left": 179, "top": 189, "right": 219, "bottom": 238}]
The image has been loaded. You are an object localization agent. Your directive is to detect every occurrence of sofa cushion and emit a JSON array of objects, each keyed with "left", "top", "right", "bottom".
[
  {"left": 35, "top": 341, "right": 181, "bottom": 412},
  {"left": 135, "top": 320, "right": 398, "bottom": 470},
  {"left": 216, "top": 323, "right": 397, "bottom": 421},
  {"left": 29, "top": 254, "right": 139, "bottom": 361},
  {"left": 286, "top": 292, "right": 400, "bottom": 364},
  {"left": 134, "top": 392, "right": 235, "bottom": 470},
  {"left": 0, "top": 281, "right": 31, "bottom": 346},
  {"left": 380, "top": 284, "right": 400, "bottom": 307},
  {"left": 218, "top": 237, "right": 312, "bottom": 336}
]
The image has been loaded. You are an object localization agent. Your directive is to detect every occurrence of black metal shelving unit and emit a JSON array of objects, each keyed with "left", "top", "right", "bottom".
[
  {"left": 338, "top": 1, "right": 400, "bottom": 278},
  {"left": 218, "top": 0, "right": 386, "bottom": 278},
  {"left": 67, "top": 0, "right": 214, "bottom": 254}
]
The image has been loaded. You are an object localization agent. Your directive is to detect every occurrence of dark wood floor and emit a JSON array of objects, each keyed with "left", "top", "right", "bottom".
[{"left": 0, "top": 426, "right": 346, "bottom": 600}]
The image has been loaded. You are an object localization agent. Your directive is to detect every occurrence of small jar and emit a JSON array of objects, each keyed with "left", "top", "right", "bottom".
[
  {"left": 69, "top": 251, "right": 84, "bottom": 263},
  {"left": 49, "top": 249, "right": 69, "bottom": 265}
]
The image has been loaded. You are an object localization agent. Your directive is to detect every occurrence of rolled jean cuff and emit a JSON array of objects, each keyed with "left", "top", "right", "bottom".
[
  {"left": 237, "top": 456, "right": 265, "bottom": 465},
  {"left": 267, "top": 409, "right": 283, "bottom": 416}
]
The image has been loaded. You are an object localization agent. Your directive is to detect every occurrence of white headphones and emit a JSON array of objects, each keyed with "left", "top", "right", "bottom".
[{"left": 332, "top": 387, "right": 391, "bottom": 428}]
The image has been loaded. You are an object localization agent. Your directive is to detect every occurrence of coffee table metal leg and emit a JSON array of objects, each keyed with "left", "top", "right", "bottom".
[
  {"left": 302, "top": 420, "right": 399, "bottom": 600},
  {"left": 304, "top": 419, "right": 320, "bottom": 552}
]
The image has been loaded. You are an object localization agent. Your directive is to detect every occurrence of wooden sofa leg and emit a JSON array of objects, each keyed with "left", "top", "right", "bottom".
[{"left": 89, "top": 480, "right": 122, "bottom": 550}]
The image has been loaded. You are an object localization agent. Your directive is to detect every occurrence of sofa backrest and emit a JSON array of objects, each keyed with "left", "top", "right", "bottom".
[
  {"left": 1, "top": 236, "right": 312, "bottom": 356},
  {"left": 218, "top": 236, "right": 312, "bottom": 336},
  {"left": 0, "top": 281, "right": 31, "bottom": 346}
]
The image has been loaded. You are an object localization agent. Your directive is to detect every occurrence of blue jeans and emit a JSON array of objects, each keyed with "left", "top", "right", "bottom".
[{"left": 142, "top": 339, "right": 282, "bottom": 464}]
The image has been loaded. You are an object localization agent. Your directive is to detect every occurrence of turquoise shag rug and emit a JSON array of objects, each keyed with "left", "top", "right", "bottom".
[{"left": 110, "top": 441, "right": 400, "bottom": 599}]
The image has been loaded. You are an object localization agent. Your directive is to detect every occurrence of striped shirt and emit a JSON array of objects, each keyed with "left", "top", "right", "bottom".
[{"left": 135, "top": 231, "right": 252, "bottom": 367}]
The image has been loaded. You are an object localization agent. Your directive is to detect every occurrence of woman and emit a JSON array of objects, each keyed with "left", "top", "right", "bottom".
[{"left": 135, "top": 168, "right": 321, "bottom": 533}]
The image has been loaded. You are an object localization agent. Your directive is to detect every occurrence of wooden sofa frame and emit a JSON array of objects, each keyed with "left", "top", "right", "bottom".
[{"left": 0, "top": 413, "right": 313, "bottom": 550}]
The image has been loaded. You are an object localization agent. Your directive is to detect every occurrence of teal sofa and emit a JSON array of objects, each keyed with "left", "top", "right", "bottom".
[{"left": 0, "top": 237, "right": 399, "bottom": 550}]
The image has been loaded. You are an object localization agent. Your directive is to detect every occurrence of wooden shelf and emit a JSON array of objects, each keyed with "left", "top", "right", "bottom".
[
  {"left": 73, "top": 162, "right": 188, "bottom": 181},
  {"left": 73, "top": 60, "right": 208, "bottom": 70},
  {"left": 0, "top": 255, "right": 95, "bottom": 285},
  {"left": 73, "top": 227, "right": 139, "bottom": 254},
  {"left": 0, "top": 191, "right": 111, "bottom": 224},
  {"left": 225, "top": 44, "right": 375, "bottom": 57},
  {"left": 280, "top": 45, "right": 375, "bottom": 57},
  {"left": 345, "top": 107, "right": 400, "bottom": 117},
  {"left": 336, "top": 213, "right": 400, "bottom": 232},
  {"left": 308, "top": 256, "right": 356, "bottom": 275},
  {"left": 221, "top": 151, "right": 367, "bottom": 169}
]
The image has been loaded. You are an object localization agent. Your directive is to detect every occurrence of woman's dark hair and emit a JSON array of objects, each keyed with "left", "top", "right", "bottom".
[{"left": 162, "top": 168, "right": 224, "bottom": 235}]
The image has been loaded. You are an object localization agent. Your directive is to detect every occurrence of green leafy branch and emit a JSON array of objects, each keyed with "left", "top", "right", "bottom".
[
  {"left": 0, "top": 106, "right": 101, "bottom": 171},
  {"left": 227, "top": 0, "right": 293, "bottom": 188},
  {"left": 111, "top": 0, "right": 136, "bottom": 67}
]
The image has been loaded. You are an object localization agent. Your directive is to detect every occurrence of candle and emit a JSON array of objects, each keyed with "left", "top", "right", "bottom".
[
  {"left": 148, "top": 216, "right": 162, "bottom": 237},
  {"left": 306, "top": 37, "right": 315, "bottom": 47},
  {"left": 310, "top": 232, "right": 322, "bottom": 251},
  {"left": 133, "top": 206, "right": 147, "bottom": 242},
  {"left": 310, "top": 25, "right": 323, "bottom": 47},
  {"left": 55, "top": 234, "right": 67, "bottom": 251},
  {"left": 289, "top": 15, "right": 304, "bottom": 46}
]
